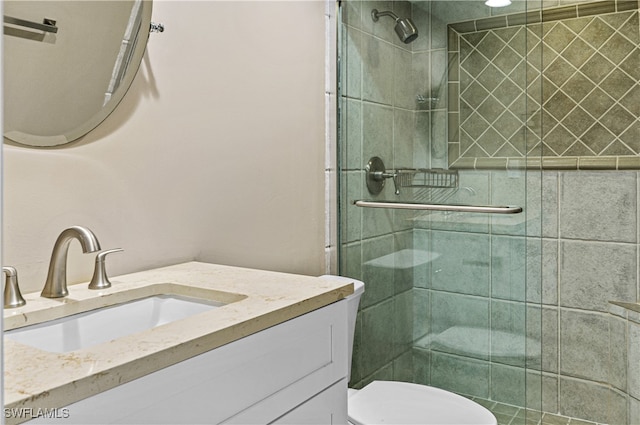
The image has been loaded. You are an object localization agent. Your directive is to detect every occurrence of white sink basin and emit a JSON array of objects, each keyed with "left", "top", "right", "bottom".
[{"left": 5, "top": 294, "right": 223, "bottom": 353}]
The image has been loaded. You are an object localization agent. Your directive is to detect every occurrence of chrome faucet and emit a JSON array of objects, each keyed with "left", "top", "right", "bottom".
[{"left": 41, "top": 226, "right": 101, "bottom": 298}]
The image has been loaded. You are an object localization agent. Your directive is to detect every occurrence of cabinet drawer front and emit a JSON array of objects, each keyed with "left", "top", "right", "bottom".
[{"left": 272, "top": 379, "right": 348, "bottom": 425}]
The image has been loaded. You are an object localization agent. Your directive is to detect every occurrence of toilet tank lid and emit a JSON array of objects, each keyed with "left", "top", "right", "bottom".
[{"left": 319, "top": 275, "right": 364, "bottom": 295}]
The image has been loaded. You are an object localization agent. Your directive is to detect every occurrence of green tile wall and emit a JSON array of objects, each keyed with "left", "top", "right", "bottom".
[{"left": 447, "top": 0, "right": 640, "bottom": 170}]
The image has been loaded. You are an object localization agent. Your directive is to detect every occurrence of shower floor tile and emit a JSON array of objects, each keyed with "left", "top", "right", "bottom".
[{"left": 470, "top": 397, "right": 602, "bottom": 425}]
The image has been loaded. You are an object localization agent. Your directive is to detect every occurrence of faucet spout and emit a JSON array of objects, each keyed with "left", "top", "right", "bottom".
[{"left": 41, "top": 226, "right": 101, "bottom": 298}]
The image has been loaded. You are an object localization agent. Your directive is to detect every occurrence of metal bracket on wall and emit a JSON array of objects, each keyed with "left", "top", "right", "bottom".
[
  {"left": 149, "top": 22, "right": 165, "bottom": 33},
  {"left": 3, "top": 15, "right": 58, "bottom": 33}
]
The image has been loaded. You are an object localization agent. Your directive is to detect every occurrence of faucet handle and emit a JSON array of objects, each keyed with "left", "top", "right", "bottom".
[
  {"left": 3, "top": 266, "right": 26, "bottom": 308},
  {"left": 88, "top": 249, "right": 123, "bottom": 290}
]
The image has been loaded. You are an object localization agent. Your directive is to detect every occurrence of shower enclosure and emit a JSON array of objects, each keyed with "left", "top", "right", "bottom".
[
  {"left": 338, "top": 1, "right": 544, "bottom": 421},
  {"left": 339, "top": 0, "right": 640, "bottom": 423}
]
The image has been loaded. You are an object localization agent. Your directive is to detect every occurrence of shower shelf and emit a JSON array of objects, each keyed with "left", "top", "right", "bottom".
[
  {"left": 395, "top": 168, "right": 458, "bottom": 190},
  {"left": 365, "top": 156, "right": 459, "bottom": 195}
]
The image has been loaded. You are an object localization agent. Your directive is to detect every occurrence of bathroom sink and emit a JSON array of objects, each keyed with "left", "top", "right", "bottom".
[{"left": 5, "top": 294, "right": 225, "bottom": 353}]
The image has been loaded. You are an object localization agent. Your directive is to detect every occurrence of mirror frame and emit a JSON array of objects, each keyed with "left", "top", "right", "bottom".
[{"left": 3, "top": 1, "right": 153, "bottom": 147}]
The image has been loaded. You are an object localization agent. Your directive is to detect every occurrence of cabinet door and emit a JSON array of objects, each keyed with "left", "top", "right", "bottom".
[
  {"left": 222, "top": 300, "right": 348, "bottom": 424},
  {"left": 27, "top": 300, "right": 348, "bottom": 424}
]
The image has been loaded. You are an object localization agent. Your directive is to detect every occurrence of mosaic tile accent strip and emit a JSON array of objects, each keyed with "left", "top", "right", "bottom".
[{"left": 447, "top": 1, "right": 640, "bottom": 170}]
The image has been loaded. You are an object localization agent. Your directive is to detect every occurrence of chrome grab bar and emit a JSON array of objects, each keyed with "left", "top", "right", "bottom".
[
  {"left": 354, "top": 200, "right": 523, "bottom": 214},
  {"left": 4, "top": 16, "right": 58, "bottom": 33}
]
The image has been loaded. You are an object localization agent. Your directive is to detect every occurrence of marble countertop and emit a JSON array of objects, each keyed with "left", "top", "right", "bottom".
[{"left": 3, "top": 262, "right": 353, "bottom": 421}]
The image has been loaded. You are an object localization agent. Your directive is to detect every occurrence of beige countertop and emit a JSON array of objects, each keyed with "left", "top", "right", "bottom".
[{"left": 3, "top": 261, "right": 353, "bottom": 420}]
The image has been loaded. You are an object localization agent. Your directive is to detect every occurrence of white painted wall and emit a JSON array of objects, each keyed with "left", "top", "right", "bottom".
[{"left": 3, "top": 1, "right": 328, "bottom": 294}]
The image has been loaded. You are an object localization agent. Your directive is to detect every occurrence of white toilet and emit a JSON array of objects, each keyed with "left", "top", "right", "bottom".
[{"left": 322, "top": 275, "right": 497, "bottom": 425}]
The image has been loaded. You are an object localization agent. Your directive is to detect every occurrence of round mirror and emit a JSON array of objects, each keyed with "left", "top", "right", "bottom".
[{"left": 3, "top": 1, "right": 153, "bottom": 147}]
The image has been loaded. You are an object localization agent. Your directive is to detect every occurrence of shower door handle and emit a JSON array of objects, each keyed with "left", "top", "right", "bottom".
[{"left": 354, "top": 200, "right": 523, "bottom": 214}]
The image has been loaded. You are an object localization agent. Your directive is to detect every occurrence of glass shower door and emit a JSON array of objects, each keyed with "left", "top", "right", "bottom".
[{"left": 338, "top": 0, "right": 543, "bottom": 422}]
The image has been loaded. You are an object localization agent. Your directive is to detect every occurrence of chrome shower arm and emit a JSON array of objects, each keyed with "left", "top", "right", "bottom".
[{"left": 371, "top": 9, "right": 399, "bottom": 22}]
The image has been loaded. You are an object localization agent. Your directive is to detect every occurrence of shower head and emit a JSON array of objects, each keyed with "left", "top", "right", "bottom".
[{"left": 371, "top": 9, "right": 418, "bottom": 44}]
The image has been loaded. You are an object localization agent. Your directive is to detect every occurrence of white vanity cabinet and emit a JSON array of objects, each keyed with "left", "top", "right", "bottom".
[{"left": 28, "top": 299, "right": 348, "bottom": 424}]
